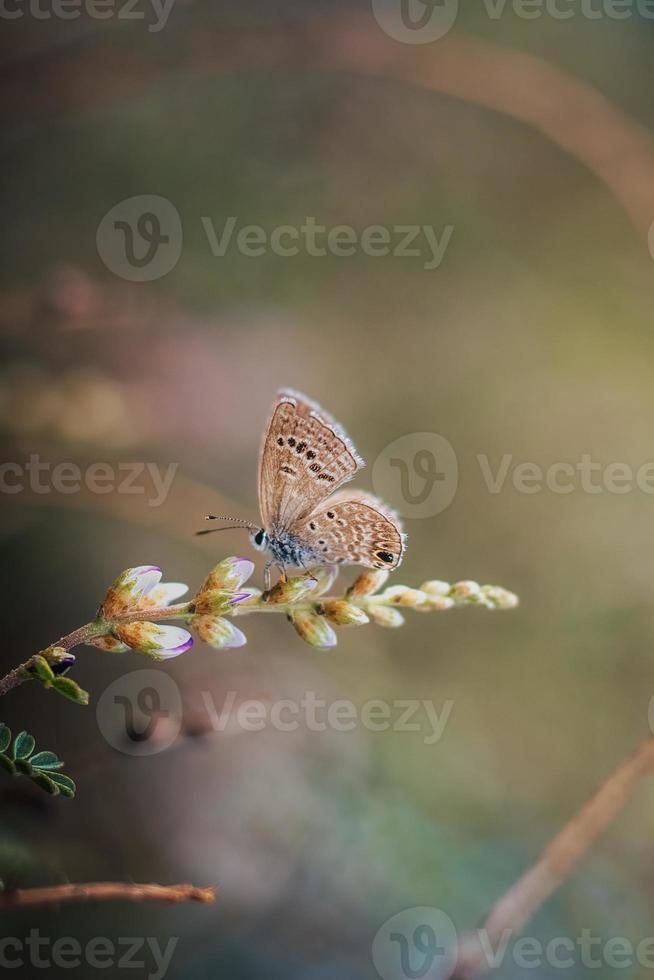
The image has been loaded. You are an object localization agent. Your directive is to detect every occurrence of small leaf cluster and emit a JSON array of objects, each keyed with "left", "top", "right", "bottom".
[
  {"left": 22, "top": 651, "right": 89, "bottom": 705},
  {"left": 0, "top": 725, "right": 76, "bottom": 798}
]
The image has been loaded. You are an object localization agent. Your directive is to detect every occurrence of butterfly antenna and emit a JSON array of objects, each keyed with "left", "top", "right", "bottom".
[{"left": 196, "top": 515, "right": 258, "bottom": 537}]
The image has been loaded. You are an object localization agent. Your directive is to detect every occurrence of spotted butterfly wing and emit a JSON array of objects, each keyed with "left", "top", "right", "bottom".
[
  {"left": 258, "top": 389, "right": 364, "bottom": 533},
  {"left": 292, "top": 490, "right": 406, "bottom": 570}
]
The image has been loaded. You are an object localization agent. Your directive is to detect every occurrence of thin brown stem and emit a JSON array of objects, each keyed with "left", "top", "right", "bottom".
[
  {"left": 452, "top": 738, "right": 654, "bottom": 978},
  {"left": 0, "top": 881, "right": 216, "bottom": 909}
]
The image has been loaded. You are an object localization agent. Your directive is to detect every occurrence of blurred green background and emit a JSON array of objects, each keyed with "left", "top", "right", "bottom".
[{"left": 2, "top": 2, "right": 654, "bottom": 978}]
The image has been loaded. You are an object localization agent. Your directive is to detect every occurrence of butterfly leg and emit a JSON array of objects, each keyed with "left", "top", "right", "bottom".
[{"left": 263, "top": 560, "right": 274, "bottom": 593}]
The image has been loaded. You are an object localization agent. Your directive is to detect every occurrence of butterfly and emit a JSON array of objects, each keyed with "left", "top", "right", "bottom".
[{"left": 198, "top": 389, "right": 406, "bottom": 588}]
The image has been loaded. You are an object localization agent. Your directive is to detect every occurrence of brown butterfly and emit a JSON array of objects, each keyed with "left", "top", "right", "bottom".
[{"left": 199, "top": 389, "right": 406, "bottom": 588}]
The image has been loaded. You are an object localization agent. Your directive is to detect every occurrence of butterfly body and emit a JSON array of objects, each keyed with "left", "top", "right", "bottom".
[{"left": 250, "top": 526, "right": 319, "bottom": 568}]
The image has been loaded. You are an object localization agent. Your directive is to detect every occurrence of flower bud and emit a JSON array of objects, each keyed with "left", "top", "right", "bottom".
[
  {"left": 421, "top": 595, "right": 455, "bottom": 611},
  {"left": 450, "top": 581, "right": 482, "bottom": 600},
  {"left": 367, "top": 605, "right": 405, "bottom": 628},
  {"left": 192, "top": 614, "right": 247, "bottom": 650},
  {"left": 114, "top": 622, "right": 193, "bottom": 658},
  {"left": 480, "top": 585, "right": 519, "bottom": 609},
  {"left": 89, "top": 635, "right": 130, "bottom": 653},
  {"left": 346, "top": 568, "right": 389, "bottom": 598},
  {"left": 49, "top": 652, "right": 76, "bottom": 676},
  {"left": 193, "top": 590, "right": 252, "bottom": 615},
  {"left": 420, "top": 580, "right": 451, "bottom": 597},
  {"left": 201, "top": 557, "right": 255, "bottom": 593},
  {"left": 43, "top": 646, "right": 76, "bottom": 675},
  {"left": 378, "top": 585, "right": 427, "bottom": 608},
  {"left": 101, "top": 565, "right": 162, "bottom": 619},
  {"left": 265, "top": 573, "right": 318, "bottom": 605},
  {"left": 289, "top": 610, "right": 337, "bottom": 649},
  {"left": 318, "top": 600, "right": 369, "bottom": 627}
]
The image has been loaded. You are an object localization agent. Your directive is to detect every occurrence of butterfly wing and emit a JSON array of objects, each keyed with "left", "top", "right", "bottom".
[
  {"left": 258, "top": 389, "right": 365, "bottom": 533},
  {"left": 291, "top": 490, "right": 406, "bottom": 569}
]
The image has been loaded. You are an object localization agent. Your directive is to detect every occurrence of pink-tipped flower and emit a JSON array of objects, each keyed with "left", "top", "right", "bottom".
[
  {"left": 113, "top": 622, "right": 193, "bottom": 659},
  {"left": 102, "top": 566, "right": 190, "bottom": 617},
  {"left": 201, "top": 557, "right": 255, "bottom": 593},
  {"left": 192, "top": 614, "right": 247, "bottom": 650}
]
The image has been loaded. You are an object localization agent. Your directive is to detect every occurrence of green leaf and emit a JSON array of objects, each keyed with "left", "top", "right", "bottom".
[
  {"left": 31, "top": 772, "right": 60, "bottom": 795},
  {"left": 30, "top": 751, "right": 63, "bottom": 771},
  {"left": 51, "top": 678, "right": 89, "bottom": 706},
  {"left": 28, "top": 656, "right": 55, "bottom": 684},
  {"left": 14, "top": 759, "right": 33, "bottom": 777},
  {"left": 0, "top": 725, "right": 11, "bottom": 754},
  {"left": 48, "top": 772, "right": 76, "bottom": 798},
  {"left": 13, "top": 732, "right": 35, "bottom": 760},
  {"left": 0, "top": 755, "right": 16, "bottom": 776}
]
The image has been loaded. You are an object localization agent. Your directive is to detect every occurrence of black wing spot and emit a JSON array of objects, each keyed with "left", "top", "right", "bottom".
[
  {"left": 376, "top": 551, "right": 394, "bottom": 564},
  {"left": 277, "top": 437, "right": 284, "bottom": 446},
  {"left": 288, "top": 437, "right": 296, "bottom": 447},
  {"left": 327, "top": 511, "right": 335, "bottom": 519}
]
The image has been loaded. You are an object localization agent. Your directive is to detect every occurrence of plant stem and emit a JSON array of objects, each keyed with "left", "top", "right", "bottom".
[
  {"left": 452, "top": 738, "right": 654, "bottom": 978},
  {"left": 0, "top": 881, "right": 215, "bottom": 908},
  {"left": 0, "top": 605, "right": 192, "bottom": 698}
]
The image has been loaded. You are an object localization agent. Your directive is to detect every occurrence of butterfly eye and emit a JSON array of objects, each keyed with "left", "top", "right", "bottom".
[{"left": 252, "top": 529, "right": 267, "bottom": 550}]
